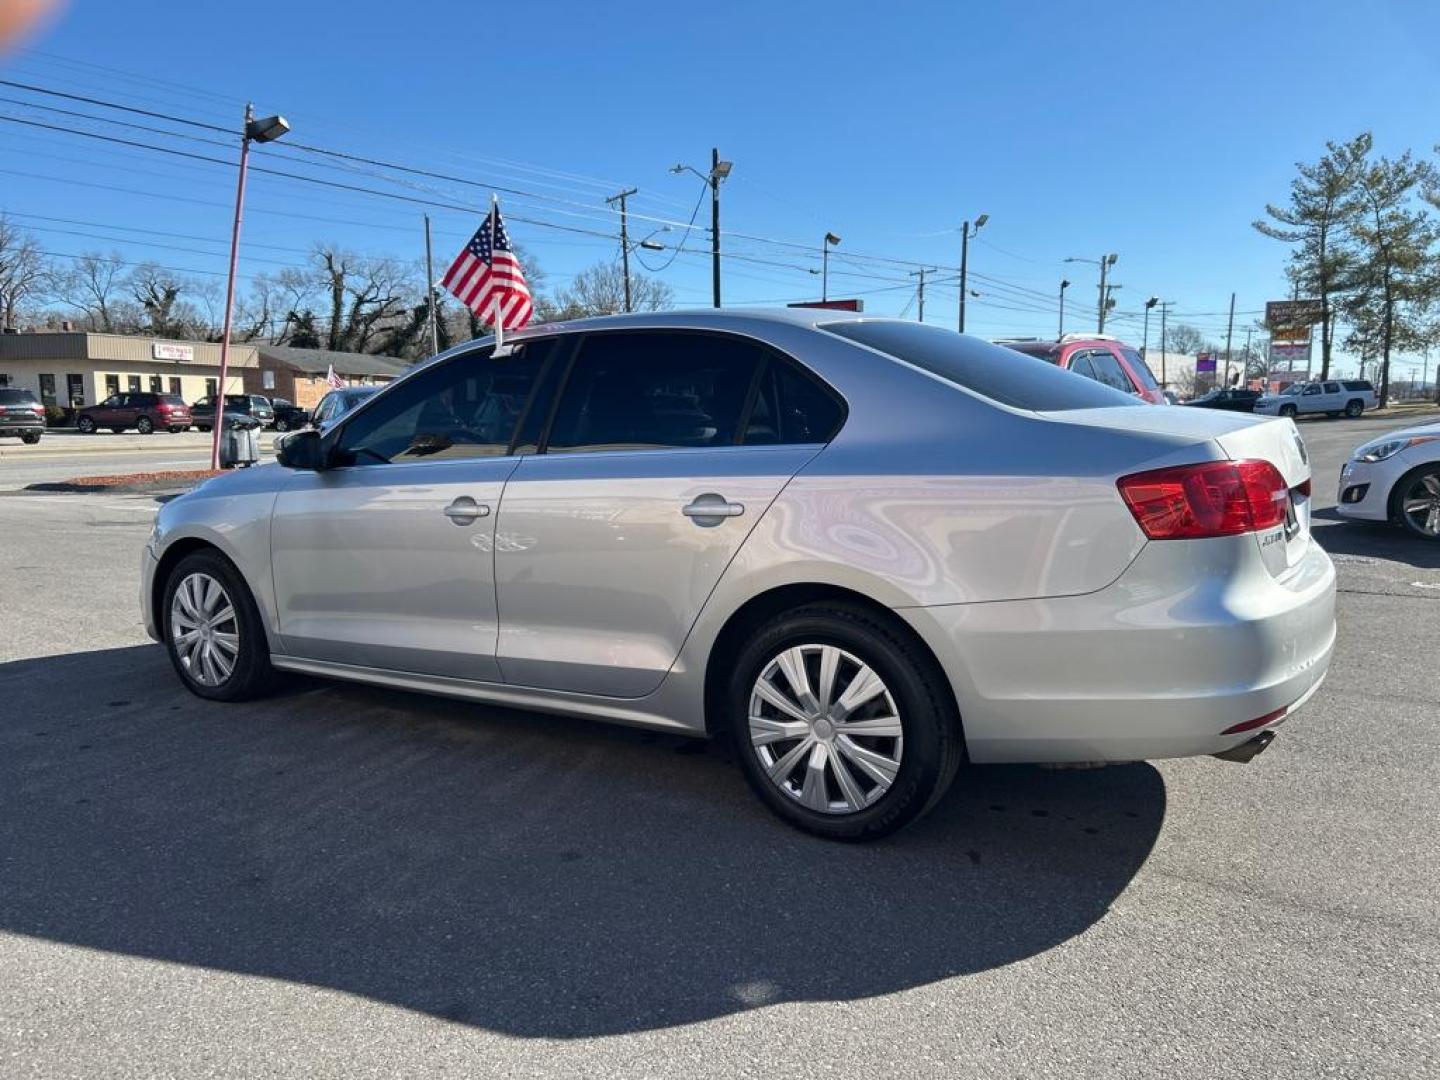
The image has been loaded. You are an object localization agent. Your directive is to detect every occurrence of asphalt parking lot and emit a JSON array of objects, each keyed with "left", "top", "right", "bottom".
[{"left": 0, "top": 413, "right": 1437, "bottom": 1078}]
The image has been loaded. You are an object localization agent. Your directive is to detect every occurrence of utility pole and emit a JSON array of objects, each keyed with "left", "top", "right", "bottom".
[
  {"left": 1222, "top": 291, "right": 1236, "bottom": 387},
  {"left": 606, "top": 187, "right": 639, "bottom": 312},
  {"left": 423, "top": 214, "right": 439, "bottom": 356},
  {"left": 1241, "top": 327, "right": 1252, "bottom": 386},
  {"left": 1059, "top": 278, "right": 1070, "bottom": 338},
  {"left": 1097, "top": 253, "right": 1117, "bottom": 333},
  {"left": 711, "top": 148, "right": 722, "bottom": 308},
  {"left": 910, "top": 267, "right": 927, "bottom": 322},
  {"left": 958, "top": 214, "right": 988, "bottom": 333},
  {"left": 1157, "top": 300, "right": 1174, "bottom": 389}
]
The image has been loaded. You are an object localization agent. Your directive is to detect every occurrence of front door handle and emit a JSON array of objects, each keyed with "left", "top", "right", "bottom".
[
  {"left": 681, "top": 494, "right": 745, "bottom": 526},
  {"left": 443, "top": 496, "right": 491, "bottom": 525}
]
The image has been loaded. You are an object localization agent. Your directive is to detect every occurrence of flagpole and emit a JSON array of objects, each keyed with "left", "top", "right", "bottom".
[{"left": 490, "top": 194, "right": 503, "bottom": 351}]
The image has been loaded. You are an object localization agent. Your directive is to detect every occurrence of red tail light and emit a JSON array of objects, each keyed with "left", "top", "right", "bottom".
[{"left": 1117, "top": 459, "right": 1290, "bottom": 540}]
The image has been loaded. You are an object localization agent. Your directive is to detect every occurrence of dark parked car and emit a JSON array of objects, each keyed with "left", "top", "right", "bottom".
[
  {"left": 267, "top": 397, "right": 311, "bottom": 432},
  {"left": 76, "top": 392, "right": 193, "bottom": 434},
  {"left": 309, "top": 386, "right": 380, "bottom": 429},
  {"left": 191, "top": 394, "right": 275, "bottom": 432},
  {"left": 1183, "top": 388, "right": 1261, "bottom": 413},
  {"left": 0, "top": 387, "right": 46, "bottom": 443}
]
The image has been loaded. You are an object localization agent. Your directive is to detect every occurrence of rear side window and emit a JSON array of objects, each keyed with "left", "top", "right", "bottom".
[
  {"left": 823, "top": 321, "right": 1137, "bottom": 411},
  {"left": 742, "top": 358, "right": 845, "bottom": 445},
  {"left": 547, "top": 332, "right": 761, "bottom": 452},
  {"left": 1343, "top": 380, "right": 1373, "bottom": 391}
]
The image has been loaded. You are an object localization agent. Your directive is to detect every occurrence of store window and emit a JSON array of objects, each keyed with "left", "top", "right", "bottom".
[
  {"left": 169, "top": 377, "right": 182, "bottom": 395},
  {"left": 205, "top": 378, "right": 218, "bottom": 398},
  {"left": 127, "top": 375, "right": 142, "bottom": 392},
  {"left": 149, "top": 375, "right": 163, "bottom": 393},
  {"left": 67, "top": 374, "right": 85, "bottom": 406},
  {"left": 105, "top": 374, "right": 121, "bottom": 397},
  {"left": 38, "top": 373, "right": 58, "bottom": 406},
  {"left": 0, "top": 373, "right": 10, "bottom": 387}
]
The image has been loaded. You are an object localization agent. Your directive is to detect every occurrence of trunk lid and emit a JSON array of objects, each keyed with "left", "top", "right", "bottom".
[{"left": 1043, "top": 406, "right": 1312, "bottom": 578}]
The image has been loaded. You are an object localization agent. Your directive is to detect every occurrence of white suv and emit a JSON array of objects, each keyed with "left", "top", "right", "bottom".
[{"left": 1254, "top": 379, "right": 1376, "bottom": 419}]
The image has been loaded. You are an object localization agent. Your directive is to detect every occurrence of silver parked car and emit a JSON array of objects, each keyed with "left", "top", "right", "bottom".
[{"left": 142, "top": 310, "right": 1336, "bottom": 839}]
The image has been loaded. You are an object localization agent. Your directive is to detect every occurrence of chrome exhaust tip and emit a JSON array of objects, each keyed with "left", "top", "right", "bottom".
[{"left": 1212, "top": 730, "right": 1276, "bottom": 764}]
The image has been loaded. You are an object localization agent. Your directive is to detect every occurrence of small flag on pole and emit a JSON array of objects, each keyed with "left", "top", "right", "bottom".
[
  {"left": 325, "top": 364, "right": 344, "bottom": 389},
  {"left": 442, "top": 200, "right": 533, "bottom": 334}
]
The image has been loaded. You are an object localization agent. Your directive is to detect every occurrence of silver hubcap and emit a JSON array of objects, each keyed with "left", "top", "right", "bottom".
[
  {"left": 170, "top": 572, "right": 239, "bottom": 686},
  {"left": 1401, "top": 473, "right": 1440, "bottom": 537},
  {"left": 748, "top": 644, "right": 903, "bottom": 815}
]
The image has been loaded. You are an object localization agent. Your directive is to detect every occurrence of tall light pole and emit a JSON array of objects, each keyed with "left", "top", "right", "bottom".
[
  {"left": 958, "top": 214, "right": 988, "bottom": 333},
  {"left": 1059, "top": 278, "right": 1070, "bottom": 338},
  {"left": 1142, "top": 295, "right": 1158, "bottom": 359},
  {"left": 821, "top": 231, "right": 841, "bottom": 302},
  {"left": 606, "top": 187, "right": 639, "bottom": 312},
  {"left": 1157, "top": 300, "right": 1173, "bottom": 389},
  {"left": 671, "top": 151, "right": 732, "bottom": 308},
  {"left": 211, "top": 103, "right": 289, "bottom": 471}
]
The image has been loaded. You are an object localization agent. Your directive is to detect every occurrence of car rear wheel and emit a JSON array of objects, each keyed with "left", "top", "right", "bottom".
[
  {"left": 1345, "top": 399, "right": 1364, "bottom": 418},
  {"left": 162, "top": 550, "right": 274, "bottom": 701},
  {"left": 20, "top": 432, "right": 40, "bottom": 444},
  {"left": 728, "top": 603, "right": 962, "bottom": 840},
  {"left": 77, "top": 416, "right": 96, "bottom": 434},
  {"left": 196, "top": 424, "right": 211, "bottom": 432},
  {"left": 1393, "top": 466, "right": 1440, "bottom": 540},
  {"left": 136, "top": 416, "right": 154, "bottom": 434}
]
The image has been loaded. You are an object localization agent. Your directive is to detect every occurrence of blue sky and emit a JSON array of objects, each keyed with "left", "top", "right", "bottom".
[{"left": 4, "top": 0, "right": 1439, "bottom": 372}]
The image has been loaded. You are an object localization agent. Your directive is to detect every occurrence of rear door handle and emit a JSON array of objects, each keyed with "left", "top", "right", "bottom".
[
  {"left": 443, "top": 496, "right": 491, "bottom": 525},
  {"left": 682, "top": 494, "right": 744, "bottom": 526}
]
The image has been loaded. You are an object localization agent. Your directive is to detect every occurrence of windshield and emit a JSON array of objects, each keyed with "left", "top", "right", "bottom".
[
  {"left": 822, "top": 321, "right": 1138, "bottom": 411},
  {"left": 1119, "top": 348, "right": 1160, "bottom": 389},
  {"left": 1280, "top": 384, "right": 1304, "bottom": 396}
]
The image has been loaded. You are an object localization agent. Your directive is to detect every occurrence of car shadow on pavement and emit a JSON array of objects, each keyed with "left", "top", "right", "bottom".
[
  {"left": 0, "top": 644, "right": 1165, "bottom": 1038},
  {"left": 1312, "top": 511, "right": 1440, "bottom": 569}
]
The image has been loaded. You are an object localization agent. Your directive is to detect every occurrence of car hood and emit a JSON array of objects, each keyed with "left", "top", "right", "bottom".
[{"left": 1352, "top": 419, "right": 1440, "bottom": 455}]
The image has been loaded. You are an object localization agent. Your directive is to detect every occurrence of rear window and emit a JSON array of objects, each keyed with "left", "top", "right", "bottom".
[
  {"left": 160, "top": 395, "right": 186, "bottom": 406},
  {"left": 821, "top": 320, "right": 1138, "bottom": 412},
  {"left": 1119, "top": 348, "right": 1160, "bottom": 390},
  {"left": 0, "top": 388, "right": 39, "bottom": 405}
]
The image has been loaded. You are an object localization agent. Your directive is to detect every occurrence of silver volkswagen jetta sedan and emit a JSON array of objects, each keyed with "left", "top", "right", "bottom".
[{"left": 142, "top": 310, "right": 1335, "bottom": 839}]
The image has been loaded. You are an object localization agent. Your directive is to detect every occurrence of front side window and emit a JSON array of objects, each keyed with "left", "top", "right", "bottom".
[
  {"left": 1303, "top": 385, "right": 1321, "bottom": 396},
  {"left": 824, "top": 321, "right": 1138, "bottom": 411},
  {"left": 1119, "top": 347, "right": 1160, "bottom": 389},
  {"left": 1088, "top": 349, "right": 1134, "bottom": 393},
  {"left": 101, "top": 395, "right": 122, "bottom": 407},
  {"left": 334, "top": 343, "right": 548, "bottom": 466},
  {"left": 1066, "top": 352, "right": 1098, "bottom": 381},
  {"left": 547, "top": 332, "right": 761, "bottom": 453}
]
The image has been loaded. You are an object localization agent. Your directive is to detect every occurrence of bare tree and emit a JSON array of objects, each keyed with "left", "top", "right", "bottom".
[
  {"left": 128, "top": 261, "right": 207, "bottom": 339},
  {"left": 1162, "top": 323, "right": 1208, "bottom": 357},
  {"left": 553, "top": 260, "right": 674, "bottom": 318},
  {"left": 310, "top": 246, "right": 417, "bottom": 353},
  {"left": 52, "top": 251, "right": 130, "bottom": 331},
  {"left": 0, "top": 216, "right": 46, "bottom": 329}
]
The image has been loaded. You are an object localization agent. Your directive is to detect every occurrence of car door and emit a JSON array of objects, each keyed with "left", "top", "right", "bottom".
[
  {"left": 493, "top": 330, "right": 840, "bottom": 698},
  {"left": 1322, "top": 381, "right": 1341, "bottom": 410},
  {"left": 90, "top": 394, "right": 123, "bottom": 426},
  {"left": 1299, "top": 383, "right": 1324, "bottom": 414},
  {"left": 270, "top": 340, "right": 555, "bottom": 681}
]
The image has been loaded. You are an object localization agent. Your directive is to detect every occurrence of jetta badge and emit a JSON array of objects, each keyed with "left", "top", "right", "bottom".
[{"left": 1292, "top": 430, "right": 1309, "bottom": 465}]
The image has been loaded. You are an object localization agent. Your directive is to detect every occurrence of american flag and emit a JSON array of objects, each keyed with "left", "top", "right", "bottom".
[
  {"left": 441, "top": 204, "right": 533, "bottom": 330},
  {"left": 324, "top": 363, "right": 343, "bottom": 389}
]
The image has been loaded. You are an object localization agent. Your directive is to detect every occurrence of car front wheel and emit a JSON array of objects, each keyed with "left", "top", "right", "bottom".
[
  {"left": 77, "top": 416, "right": 96, "bottom": 434},
  {"left": 1394, "top": 466, "right": 1440, "bottom": 540},
  {"left": 274, "top": 417, "right": 290, "bottom": 432},
  {"left": 728, "top": 603, "right": 963, "bottom": 840},
  {"left": 162, "top": 550, "right": 274, "bottom": 701},
  {"left": 1280, "top": 404, "right": 1298, "bottom": 418}
]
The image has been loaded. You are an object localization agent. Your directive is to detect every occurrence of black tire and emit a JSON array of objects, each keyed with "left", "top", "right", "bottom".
[
  {"left": 1390, "top": 464, "right": 1440, "bottom": 541},
  {"left": 274, "top": 417, "right": 290, "bottom": 432},
  {"left": 76, "top": 416, "right": 96, "bottom": 434},
  {"left": 1344, "top": 399, "right": 1364, "bottom": 418},
  {"left": 1280, "top": 404, "right": 1298, "bottom": 419},
  {"left": 161, "top": 549, "right": 275, "bottom": 701},
  {"left": 20, "top": 432, "right": 41, "bottom": 444},
  {"left": 196, "top": 424, "right": 211, "bottom": 433},
  {"left": 727, "top": 603, "right": 963, "bottom": 841},
  {"left": 136, "top": 415, "right": 155, "bottom": 434}
]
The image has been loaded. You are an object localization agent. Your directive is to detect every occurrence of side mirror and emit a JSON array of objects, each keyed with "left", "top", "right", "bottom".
[{"left": 276, "top": 429, "right": 326, "bottom": 471}]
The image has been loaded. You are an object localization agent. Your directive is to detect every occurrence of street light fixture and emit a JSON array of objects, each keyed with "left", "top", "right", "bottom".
[
  {"left": 1065, "top": 252, "right": 1119, "bottom": 333},
  {"left": 959, "top": 214, "right": 987, "bottom": 333},
  {"left": 822, "top": 231, "right": 841, "bottom": 301},
  {"left": 210, "top": 103, "right": 290, "bottom": 471}
]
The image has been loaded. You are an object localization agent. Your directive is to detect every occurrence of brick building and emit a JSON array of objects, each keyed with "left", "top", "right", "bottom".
[{"left": 243, "top": 346, "right": 409, "bottom": 409}]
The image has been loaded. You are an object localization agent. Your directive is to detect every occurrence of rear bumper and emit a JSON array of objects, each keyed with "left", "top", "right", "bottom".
[
  {"left": 0, "top": 418, "right": 44, "bottom": 434},
  {"left": 900, "top": 536, "right": 1336, "bottom": 763}
]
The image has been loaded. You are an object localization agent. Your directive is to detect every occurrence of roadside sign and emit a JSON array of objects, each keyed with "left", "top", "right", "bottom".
[
  {"left": 1196, "top": 353, "right": 1217, "bottom": 373},
  {"left": 1266, "top": 299, "right": 1322, "bottom": 344}
]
